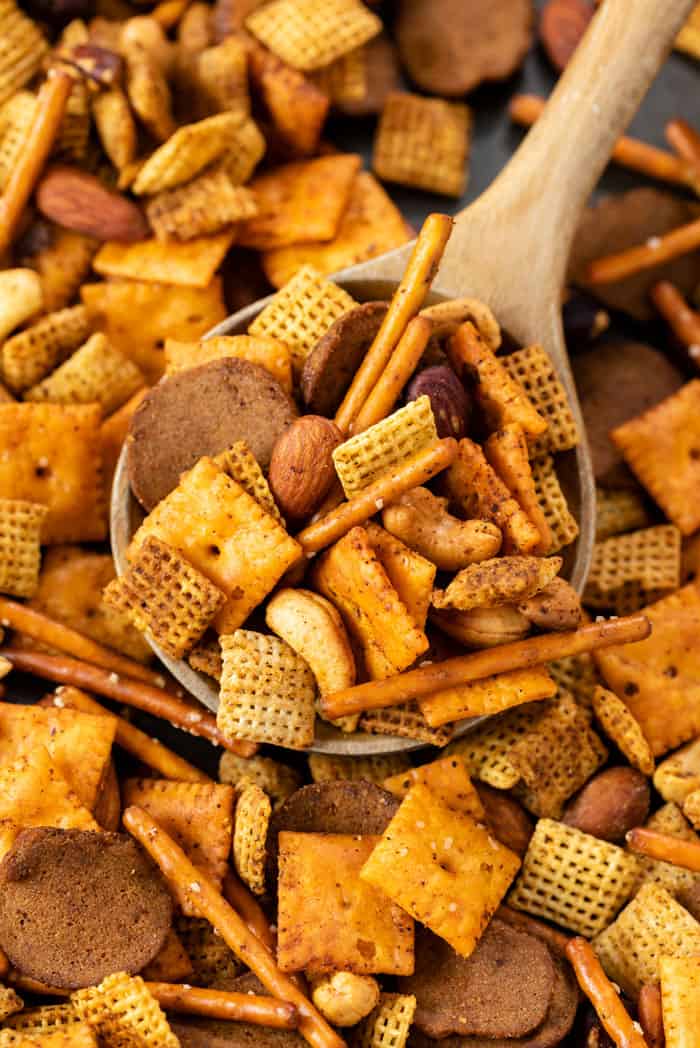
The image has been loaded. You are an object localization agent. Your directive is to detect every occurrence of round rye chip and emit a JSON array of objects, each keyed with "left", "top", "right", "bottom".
[{"left": 301, "top": 301, "right": 388, "bottom": 417}]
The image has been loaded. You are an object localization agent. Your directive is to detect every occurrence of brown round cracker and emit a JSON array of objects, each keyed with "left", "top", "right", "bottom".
[
  {"left": 128, "top": 357, "right": 298, "bottom": 511},
  {"left": 399, "top": 920, "right": 555, "bottom": 1040},
  {"left": 0, "top": 827, "right": 173, "bottom": 989},
  {"left": 395, "top": 0, "right": 534, "bottom": 97},
  {"left": 266, "top": 781, "right": 399, "bottom": 887},
  {"left": 300, "top": 301, "right": 388, "bottom": 417}
]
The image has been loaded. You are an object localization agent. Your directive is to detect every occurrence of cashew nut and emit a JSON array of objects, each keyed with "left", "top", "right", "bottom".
[
  {"left": 382, "top": 487, "right": 501, "bottom": 571},
  {"left": 311, "top": 972, "right": 380, "bottom": 1027}
]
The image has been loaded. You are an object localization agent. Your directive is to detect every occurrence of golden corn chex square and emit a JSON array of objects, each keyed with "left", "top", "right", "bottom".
[
  {"left": 548, "top": 653, "right": 599, "bottom": 711},
  {"left": 308, "top": 752, "right": 410, "bottom": 786},
  {"left": 508, "top": 818, "right": 640, "bottom": 938},
  {"left": 249, "top": 264, "right": 357, "bottom": 376},
  {"left": 278, "top": 831, "right": 415, "bottom": 975},
  {"left": 0, "top": 499, "right": 46, "bottom": 598},
  {"left": 4, "top": 1004, "right": 81, "bottom": 1034},
  {"left": 612, "top": 380, "right": 700, "bottom": 536},
  {"left": 71, "top": 972, "right": 179, "bottom": 1048},
  {"left": 595, "top": 487, "right": 651, "bottom": 542},
  {"left": 444, "top": 702, "right": 547, "bottom": 789},
  {"left": 214, "top": 441, "right": 283, "bottom": 524},
  {"left": 146, "top": 169, "right": 258, "bottom": 243},
  {"left": 360, "top": 702, "right": 454, "bottom": 748},
  {"left": 0, "top": 2, "right": 48, "bottom": 107},
  {"left": 502, "top": 345, "right": 579, "bottom": 457},
  {"left": 360, "top": 783, "right": 521, "bottom": 958},
  {"left": 0, "top": 986, "right": 22, "bottom": 1022},
  {"left": 188, "top": 634, "right": 222, "bottom": 681},
  {"left": 592, "top": 685, "right": 655, "bottom": 775},
  {"left": 246, "top": 0, "right": 381, "bottom": 72},
  {"left": 104, "top": 535, "right": 226, "bottom": 660},
  {"left": 55, "top": 77, "right": 90, "bottom": 162},
  {"left": 233, "top": 781, "right": 270, "bottom": 896},
  {"left": 131, "top": 112, "right": 243, "bottom": 195},
  {"left": 593, "top": 882, "right": 700, "bottom": 996},
  {"left": 530, "top": 455, "right": 580, "bottom": 554},
  {"left": 312, "top": 46, "right": 367, "bottom": 104},
  {"left": 175, "top": 916, "right": 242, "bottom": 986},
  {"left": 25, "top": 332, "right": 144, "bottom": 418},
  {"left": 333, "top": 396, "right": 438, "bottom": 498},
  {"left": 510, "top": 693, "right": 608, "bottom": 818},
  {"left": 0, "top": 91, "right": 36, "bottom": 191},
  {"left": 584, "top": 524, "right": 681, "bottom": 615},
  {"left": 218, "top": 629, "right": 316, "bottom": 749},
  {"left": 219, "top": 752, "right": 301, "bottom": 808},
  {"left": 219, "top": 117, "right": 266, "bottom": 186},
  {"left": 2, "top": 305, "right": 91, "bottom": 394},
  {"left": 355, "top": 993, "right": 416, "bottom": 1048},
  {"left": 196, "top": 36, "right": 250, "bottom": 118},
  {"left": 373, "top": 91, "right": 472, "bottom": 198}
]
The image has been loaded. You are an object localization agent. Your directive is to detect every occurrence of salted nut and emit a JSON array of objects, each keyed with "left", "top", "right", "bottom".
[
  {"left": 268, "top": 415, "right": 343, "bottom": 521},
  {"left": 311, "top": 971, "right": 380, "bottom": 1027},
  {"left": 36, "top": 165, "right": 149, "bottom": 243},
  {"left": 430, "top": 605, "right": 531, "bottom": 649},
  {"left": 382, "top": 486, "right": 501, "bottom": 571}
]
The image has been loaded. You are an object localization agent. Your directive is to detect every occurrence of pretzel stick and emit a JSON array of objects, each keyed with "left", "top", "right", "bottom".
[
  {"left": 320, "top": 613, "right": 650, "bottom": 720},
  {"left": 637, "top": 984, "right": 664, "bottom": 1048},
  {"left": 566, "top": 938, "right": 647, "bottom": 1048},
  {"left": 223, "top": 870, "right": 276, "bottom": 952},
  {"left": 496, "top": 904, "right": 570, "bottom": 956},
  {"left": 297, "top": 437, "right": 457, "bottom": 554},
  {"left": 665, "top": 118, "right": 700, "bottom": 174},
  {"left": 351, "top": 316, "right": 432, "bottom": 434},
  {"left": 650, "top": 280, "right": 700, "bottom": 351},
  {"left": 0, "top": 596, "right": 164, "bottom": 687},
  {"left": 334, "top": 213, "right": 453, "bottom": 434},
  {"left": 145, "top": 983, "right": 299, "bottom": 1030},
  {"left": 40, "top": 686, "right": 212, "bottom": 783},
  {"left": 586, "top": 216, "right": 700, "bottom": 285},
  {"left": 0, "top": 649, "right": 257, "bottom": 757},
  {"left": 0, "top": 71, "right": 74, "bottom": 252},
  {"left": 123, "top": 806, "right": 346, "bottom": 1048},
  {"left": 511, "top": 94, "right": 699, "bottom": 190},
  {"left": 626, "top": 826, "right": 700, "bottom": 871}
]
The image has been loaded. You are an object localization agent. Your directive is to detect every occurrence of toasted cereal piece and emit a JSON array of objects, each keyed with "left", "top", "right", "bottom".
[
  {"left": 333, "top": 397, "right": 437, "bottom": 498},
  {"left": 147, "top": 170, "right": 258, "bottom": 242},
  {"left": 584, "top": 525, "right": 681, "bottom": 616},
  {"left": 165, "top": 335, "right": 292, "bottom": 393},
  {"left": 419, "top": 667, "right": 558, "bottom": 729},
  {"left": 0, "top": 269, "right": 41, "bottom": 342},
  {"left": 54, "top": 77, "right": 90, "bottom": 162},
  {"left": 195, "top": 36, "right": 249, "bottom": 117},
  {"left": 593, "top": 882, "right": 700, "bottom": 996},
  {"left": 18, "top": 224, "right": 97, "bottom": 315},
  {"left": 660, "top": 955, "right": 700, "bottom": 1048},
  {"left": 263, "top": 171, "right": 411, "bottom": 289},
  {"left": 502, "top": 344, "right": 579, "bottom": 457},
  {"left": 312, "top": 526, "right": 430, "bottom": 680},
  {"left": 93, "top": 88, "right": 137, "bottom": 172},
  {"left": 219, "top": 751, "right": 301, "bottom": 807},
  {"left": 129, "top": 457, "right": 301, "bottom": 633},
  {"left": 592, "top": 685, "right": 655, "bottom": 776},
  {"left": 372, "top": 91, "right": 470, "bottom": 197},
  {"left": 360, "top": 702, "right": 454, "bottom": 747},
  {"left": 232, "top": 781, "right": 270, "bottom": 896},
  {"left": 612, "top": 381, "right": 700, "bottom": 536},
  {"left": 218, "top": 629, "right": 316, "bottom": 749},
  {"left": 0, "top": 1026, "right": 96, "bottom": 1047},
  {"left": 25, "top": 333, "right": 144, "bottom": 417},
  {"left": 308, "top": 752, "right": 410, "bottom": 785},
  {"left": 383, "top": 755, "right": 484, "bottom": 818},
  {"left": 421, "top": 296, "right": 501, "bottom": 349},
  {"left": 2, "top": 305, "right": 91, "bottom": 394},
  {"left": 509, "top": 819, "right": 639, "bottom": 938},
  {"left": 104, "top": 536, "right": 226, "bottom": 659},
  {"left": 72, "top": 972, "right": 179, "bottom": 1048},
  {"left": 131, "top": 111, "right": 243, "bottom": 195},
  {"left": 509, "top": 693, "right": 608, "bottom": 818},
  {"left": 595, "top": 487, "right": 651, "bottom": 542},
  {"left": 530, "top": 455, "right": 580, "bottom": 554},
  {"left": 4, "top": 1004, "right": 81, "bottom": 1034},
  {"left": 0, "top": 986, "right": 22, "bottom": 1021},
  {"left": 218, "top": 116, "right": 266, "bottom": 185},
  {"left": 188, "top": 634, "right": 221, "bottom": 681},
  {"left": 93, "top": 230, "right": 236, "bottom": 291},
  {"left": 121, "top": 778, "right": 234, "bottom": 903},
  {"left": 0, "top": 403, "right": 105, "bottom": 544},
  {"left": 0, "top": 499, "right": 46, "bottom": 599},
  {"left": 312, "top": 45, "right": 367, "bottom": 104},
  {"left": 214, "top": 441, "right": 282, "bottom": 523},
  {"left": 655, "top": 743, "right": 700, "bottom": 808},
  {"left": 82, "top": 278, "right": 226, "bottom": 385},
  {"left": 175, "top": 915, "right": 242, "bottom": 986},
  {"left": 549, "top": 652, "right": 599, "bottom": 711},
  {"left": 361, "top": 784, "right": 520, "bottom": 957},
  {"left": 248, "top": 264, "right": 357, "bottom": 376},
  {"left": 278, "top": 831, "right": 414, "bottom": 974},
  {"left": 444, "top": 702, "right": 547, "bottom": 789},
  {"left": 595, "top": 582, "right": 700, "bottom": 756},
  {"left": 124, "top": 41, "right": 176, "bottom": 143},
  {"left": 246, "top": 0, "right": 381, "bottom": 71},
  {"left": 239, "top": 154, "right": 361, "bottom": 252},
  {"left": 0, "top": 2, "right": 48, "bottom": 107},
  {"left": 445, "top": 438, "right": 542, "bottom": 555},
  {"left": 432, "top": 555, "right": 562, "bottom": 612},
  {"left": 355, "top": 993, "right": 416, "bottom": 1048},
  {"left": 0, "top": 91, "right": 36, "bottom": 190}
]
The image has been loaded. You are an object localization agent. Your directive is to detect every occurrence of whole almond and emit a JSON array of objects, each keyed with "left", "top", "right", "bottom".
[
  {"left": 269, "top": 416, "right": 343, "bottom": 521},
  {"left": 36, "top": 165, "right": 149, "bottom": 242},
  {"left": 562, "top": 766, "right": 650, "bottom": 842}
]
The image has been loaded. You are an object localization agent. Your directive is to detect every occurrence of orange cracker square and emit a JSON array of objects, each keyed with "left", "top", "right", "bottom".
[
  {"left": 611, "top": 380, "right": 700, "bottom": 536},
  {"left": 0, "top": 403, "right": 105, "bottom": 543},
  {"left": 164, "top": 335, "right": 292, "bottom": 393},
  {"left": 129, "top": 457, "right": 301, "bottom": 633},
  {"left": 365, "top": 522, "right": 435, "bottom": 630},
  {"left": 360, "top": 783, "right": 520, "bottom": 958},
  {"left": 418, "top": 667, "right": 558, "bottom": 728},
  {"left": 383, "top": 755, "right": 485, "bottom": 819},
  {"left": 93, "top": 230, "right": 236, "bottom": 289},
  {"left": 277, "top": 832, "right": 414, "bottom": 975}
]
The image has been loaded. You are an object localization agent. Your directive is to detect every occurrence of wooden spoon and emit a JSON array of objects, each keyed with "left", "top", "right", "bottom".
[{"left": 112, "top": 0, "right": 694, "bottom": 755}]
